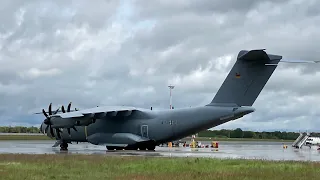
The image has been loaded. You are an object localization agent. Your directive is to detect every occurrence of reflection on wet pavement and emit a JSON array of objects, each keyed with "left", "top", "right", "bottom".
[{"left": 1, "top": 140, "right": 320, "bottom": 161}]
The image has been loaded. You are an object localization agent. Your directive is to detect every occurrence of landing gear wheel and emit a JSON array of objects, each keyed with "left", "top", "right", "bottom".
[
  {"left": 147, "top": 145, "right": 155, "bottom": 151},
  {"left": 106, "top": 146, "right": 114, "bottom": 150},
  {"left": 106, "top": 146, "right": 123, "bottom": 151},
  {"left": 60, "top": 142, "right": 68, "bottom": 151},
  {"left": 138, "top": 146, "right": 146, "bottom": 151},
  {"left": 125, "top": 146, "right": 138, "bottom": 150},
  {"left": 138, "top": 141, "right": 156, "bottom": 151}
]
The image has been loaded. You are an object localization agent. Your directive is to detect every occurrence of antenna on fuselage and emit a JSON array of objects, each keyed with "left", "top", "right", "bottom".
[{"left": 168, "top": 84, "right": 175, "bottom": 109}]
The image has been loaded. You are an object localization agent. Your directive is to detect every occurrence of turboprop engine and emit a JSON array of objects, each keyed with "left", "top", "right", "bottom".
[{"left": 39, "top": 102, "right": 79, "bottom": 139}]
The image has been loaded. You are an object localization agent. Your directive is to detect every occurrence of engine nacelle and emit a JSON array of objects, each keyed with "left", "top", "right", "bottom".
[{"left": 49, "top": 116, "right": 94, "bottom": 128}]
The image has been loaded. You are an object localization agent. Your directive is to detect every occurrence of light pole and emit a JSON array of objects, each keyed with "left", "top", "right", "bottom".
[{"left": 168, "top": 85, "right": 175, "bottom": 109}]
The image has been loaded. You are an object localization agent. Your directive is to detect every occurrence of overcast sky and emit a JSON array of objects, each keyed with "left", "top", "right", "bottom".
[{"left": 0, "top": 0, "right": 320, "bottom": 132}]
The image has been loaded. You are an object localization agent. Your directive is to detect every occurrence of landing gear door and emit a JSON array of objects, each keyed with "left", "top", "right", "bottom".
[{"left": 141, "top": 125, "right": 148, "bottom": 138}]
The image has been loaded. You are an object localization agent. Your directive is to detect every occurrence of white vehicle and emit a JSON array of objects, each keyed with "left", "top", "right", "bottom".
[{"left": 305, "top": 137, "right": 320, "bottom": 146}]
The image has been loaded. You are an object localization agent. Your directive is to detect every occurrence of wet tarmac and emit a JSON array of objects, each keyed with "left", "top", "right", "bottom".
[{"left": 0, "top": 140, "right": 320, "bottom": 161}]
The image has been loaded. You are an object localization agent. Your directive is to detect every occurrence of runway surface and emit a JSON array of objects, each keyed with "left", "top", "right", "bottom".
[{"left": 1, "top": 140, "right": 320, "bottom": 161}]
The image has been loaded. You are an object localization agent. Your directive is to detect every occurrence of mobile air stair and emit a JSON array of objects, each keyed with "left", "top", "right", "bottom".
[{"left": 292, "top": 132, "right": 310, "bottom": 149}]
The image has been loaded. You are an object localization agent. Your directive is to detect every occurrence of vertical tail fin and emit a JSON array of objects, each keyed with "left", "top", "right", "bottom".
[{"left": 209, "top": 49, "right": 282, "bottom": 107}]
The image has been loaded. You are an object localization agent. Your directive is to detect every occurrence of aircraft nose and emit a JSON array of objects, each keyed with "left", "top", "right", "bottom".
[{"left": 40, "top": 121, "right": 46, "bottom": 134}]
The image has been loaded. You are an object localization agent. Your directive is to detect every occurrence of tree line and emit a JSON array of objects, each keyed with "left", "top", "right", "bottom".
[
  {"left": 198, "top": 128, "right": 320, "bottom": 140},
  {"left": 0, "top": 126, "right": 319, "bottom": 140},
  {"left": 0, "top": 126, "right": 40, "bottom": 133}
]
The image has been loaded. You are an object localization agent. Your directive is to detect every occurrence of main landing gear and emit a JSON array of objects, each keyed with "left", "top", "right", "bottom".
[
  {"left": 106, "top": 145, "right": 155, "bottom": 151},
  {"left": 106, "top": 142, "right": 156, "bottom": 151}
]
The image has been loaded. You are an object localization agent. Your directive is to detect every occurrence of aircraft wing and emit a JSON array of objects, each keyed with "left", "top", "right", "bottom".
[
  {"left": 51, "top": 106, "right": 138, "bottom": 119},
  {"left": 34, "top": 109, "right": 78, "bottom": 114},
  {"left": 44, "top": 106, "right": 142, "bottom": 129}
]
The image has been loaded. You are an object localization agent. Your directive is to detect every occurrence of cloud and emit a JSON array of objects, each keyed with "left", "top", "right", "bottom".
[{"left": 0, "top": 0, "right": 320, "bottom": 132}]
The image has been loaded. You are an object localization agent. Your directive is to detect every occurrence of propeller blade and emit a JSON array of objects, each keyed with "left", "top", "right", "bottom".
[
  {"left": 42, "top": 109, "right": 48, "bottom": 118},
  {"left": 72, "top": 127, "right": 78, "bottom": 132},
  {"left": 45, "top": 125, "right": 49, "bottom": 134},
  {"left": 67, "top": 102, "right": 72, "bottom": 112},
  {"left": 53, "top": 107, "right": 60, "bottom": 115},
  {"left": 49, "top": 103, "right": 52, "bottom": 115},
  {"left": 62, "top": 105, "right": 65, "bottom": 113},
  {"left": 56, "top": 129, "right": 61, "bottom": 139}
]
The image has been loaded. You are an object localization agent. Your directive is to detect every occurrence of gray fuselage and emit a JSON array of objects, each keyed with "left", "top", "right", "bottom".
[{"left": 41, "top": 105, "right": 254, "bottom": 146}]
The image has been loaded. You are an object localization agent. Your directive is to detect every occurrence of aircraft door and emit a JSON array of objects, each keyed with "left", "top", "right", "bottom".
[
  {"left": 141, "top": 125, "right": 148, "bottom": 138},
  {"left": 167, "top": 113, "right": 175, "bottom": 138}
]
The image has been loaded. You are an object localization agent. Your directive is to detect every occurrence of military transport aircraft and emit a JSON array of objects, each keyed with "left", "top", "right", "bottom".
[{"left": 37, "top": 49, "right": 319, "bottom": 151}]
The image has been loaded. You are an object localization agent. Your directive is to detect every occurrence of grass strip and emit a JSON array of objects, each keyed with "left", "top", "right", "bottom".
[{"left": 0, "top": 154, "right": 319, "bottom": 180}]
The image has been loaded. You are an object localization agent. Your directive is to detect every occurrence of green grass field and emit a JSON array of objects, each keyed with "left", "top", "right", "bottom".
[
  {"left": 0, "top": 134, "right": 293, "bottom": 142},
  {"left": 0, "top": 135, "right": 51, "bottom": 140},
  {"left": 0, "top": 154, "right": 319, "bottom": 180}
]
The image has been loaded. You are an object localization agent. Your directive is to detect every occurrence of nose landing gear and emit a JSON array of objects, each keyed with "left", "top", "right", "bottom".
[{"left": 60, "top": 142, "right": 68, "bottom": 151}]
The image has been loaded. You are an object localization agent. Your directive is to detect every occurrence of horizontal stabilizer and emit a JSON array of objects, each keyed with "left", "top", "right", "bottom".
[{"left": 279, "top": 59, "right": 320, "bottom": 63}]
